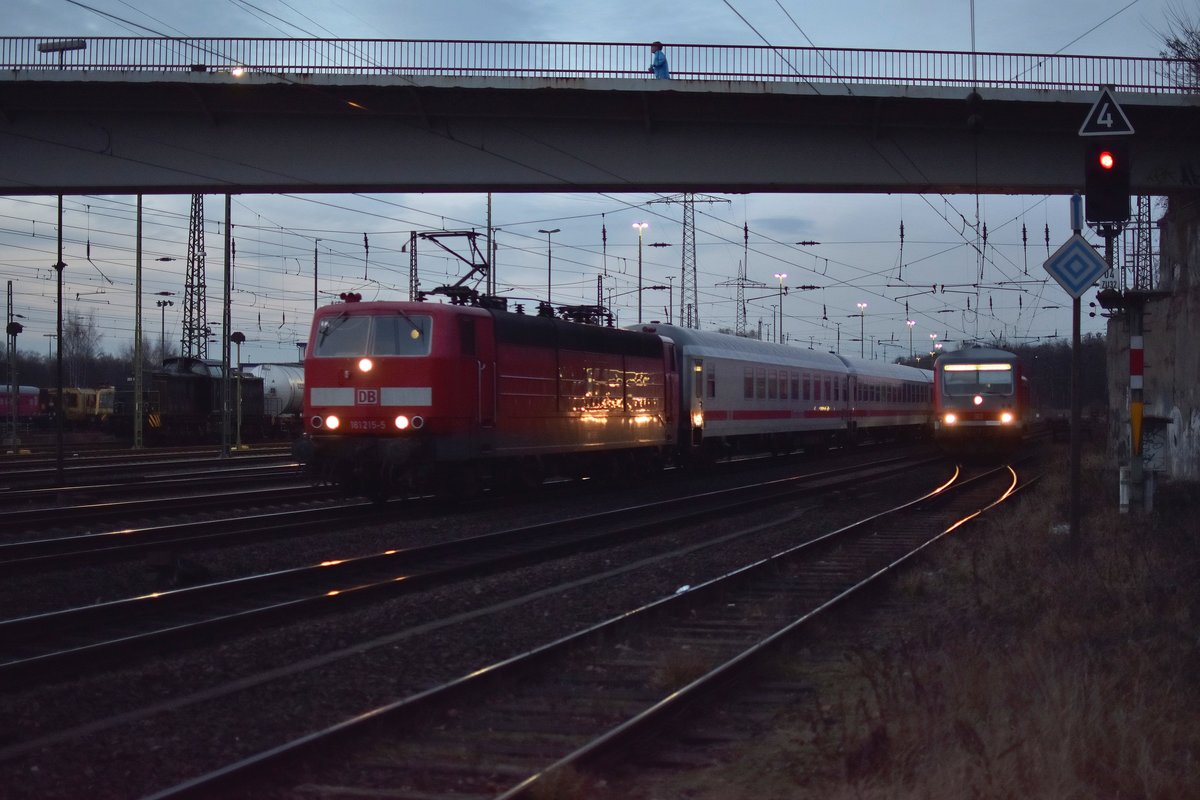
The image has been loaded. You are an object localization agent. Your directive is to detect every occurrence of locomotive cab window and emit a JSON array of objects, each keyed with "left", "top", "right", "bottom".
[{"left": 315, "top": 314, "right": 432, "bottom": 357}]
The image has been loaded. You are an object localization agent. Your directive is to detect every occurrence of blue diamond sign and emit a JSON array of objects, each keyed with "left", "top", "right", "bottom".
[{"left": 1043, "top": 234, "right": 1109, "bottom": 298}]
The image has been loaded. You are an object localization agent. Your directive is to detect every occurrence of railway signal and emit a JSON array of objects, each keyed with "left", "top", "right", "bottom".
[{"left": 1084, "top": 139, "right": 1130, "bottom": 224}]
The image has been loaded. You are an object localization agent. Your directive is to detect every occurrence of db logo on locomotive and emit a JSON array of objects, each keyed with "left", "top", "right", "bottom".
[{"left": 355, "top": 388, "right": 380, "bottom": 405}]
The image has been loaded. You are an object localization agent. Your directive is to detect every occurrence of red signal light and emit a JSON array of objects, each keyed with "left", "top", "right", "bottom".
[{"left": 1084, "top": 139, "right": 1130, "bottom": 223}]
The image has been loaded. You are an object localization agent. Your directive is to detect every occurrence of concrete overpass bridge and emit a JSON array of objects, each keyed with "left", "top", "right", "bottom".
[{"left": 0, "top": 37, "right": 1197, "bottom": 197}]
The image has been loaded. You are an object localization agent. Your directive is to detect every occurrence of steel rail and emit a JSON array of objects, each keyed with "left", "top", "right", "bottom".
[
  {"left": 0, "top": 468, "right": 313, "bottom": 532},
  {"left": 0, "top": 449, "right": 293, "bottom": 489},
  {"left": 0, "top": 490, "right": 361, "bottom": 574}
]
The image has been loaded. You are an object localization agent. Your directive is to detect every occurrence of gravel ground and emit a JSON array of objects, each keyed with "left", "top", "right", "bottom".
[{"left": 0, "top": 444, "right": 943, "bottom": 800}]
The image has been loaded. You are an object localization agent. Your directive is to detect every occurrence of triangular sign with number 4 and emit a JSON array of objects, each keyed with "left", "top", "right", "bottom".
[{"left": 1079, "top": 87, "right": 1134, "bottom": 136}]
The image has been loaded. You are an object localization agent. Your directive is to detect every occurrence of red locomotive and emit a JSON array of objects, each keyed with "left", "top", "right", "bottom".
[
  {"left": 295, "top": 297, "right": 676, "bottom": 498},
  {"left": 932, "top": 345, "right": 1030, "bottom": 454},
  {"left": 0, "top": 386, "right": 40, "bottom": 423}
]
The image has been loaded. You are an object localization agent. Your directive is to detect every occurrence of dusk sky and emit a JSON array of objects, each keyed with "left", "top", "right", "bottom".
[{"left": 1, "top": 0, "right": 1183, "bottom": 364}]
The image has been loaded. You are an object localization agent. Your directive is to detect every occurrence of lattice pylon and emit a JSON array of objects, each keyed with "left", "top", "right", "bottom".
[
  {"left": 180, "top": 194, "right": 207, "bottom": 359},
  {"left": 647, "top": 193, "right": 729, "bottom": 329}
]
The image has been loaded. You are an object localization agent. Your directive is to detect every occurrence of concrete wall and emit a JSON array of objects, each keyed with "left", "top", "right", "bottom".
[{"left": 1109, "top": 197, "right": 1200, "bottom": 480}]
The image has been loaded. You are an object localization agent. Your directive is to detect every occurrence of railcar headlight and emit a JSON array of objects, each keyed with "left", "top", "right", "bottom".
[
  {"left": 1000, "top": 411, "right": 1014, "bottom": 424},
  {"left": 692, "top": 411, "right": 704, "bottom": 428},
  {"left": 358, "top": 358, "right": 374, "bottom": 373},
  {"left": 943, "top": 413, "right": 958, "bottom": 426},
  {"left": 973, "top": 395, "right": 983, "bottom": 406},
  {"left": 325, "top": 415, "right": 341, "bottom": 430},
  {"left": 394, "top": 415, "right": 410, "bottom": 430}
]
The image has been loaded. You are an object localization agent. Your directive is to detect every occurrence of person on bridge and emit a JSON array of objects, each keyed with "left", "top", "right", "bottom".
[{"left": 648, "top": 42, "right": 670, "bottom": 79}]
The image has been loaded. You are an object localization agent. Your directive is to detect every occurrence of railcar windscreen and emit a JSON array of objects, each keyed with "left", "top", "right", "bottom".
[
  {"left": 314, "top": 314, "right": 432, "bottom": 357},
  {"left": 941, "top": 365, "right": 1014, "bottom": 396}
]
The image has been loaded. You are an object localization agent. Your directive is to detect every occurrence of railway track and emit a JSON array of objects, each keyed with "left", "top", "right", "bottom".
[
  {"left": 0, "top": 490, "right": 363, "bottom": 575},
  {"left": 0, "top": 462, "right": 309, "bottom": 517},
  {"left": 0, "top": 452, "right": 1041, "bottom": 800},
  {"left": 0, "top": 444, "right": 293, "bottom": 489},
  {"left": 145, "top": 459, "right": 1034, "bottom": 800},
  {"left": 0, "top": 454, "right": 931, "bottom": 688}
]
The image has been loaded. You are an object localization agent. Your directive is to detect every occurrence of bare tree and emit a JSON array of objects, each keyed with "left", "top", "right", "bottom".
[
  {"left": 62, "top": 309, "right": 103, "bottom": 387},
  {"left": 117, "top": 337, "right": 159, "bottom": 372},
  {"left": 1157, "top": 3, "right": 1200, "bottom": 88}
]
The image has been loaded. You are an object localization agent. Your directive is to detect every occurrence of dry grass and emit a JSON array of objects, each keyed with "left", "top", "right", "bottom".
[{"left": 803, "top": 450, "right": 1200, "bottom": 799}]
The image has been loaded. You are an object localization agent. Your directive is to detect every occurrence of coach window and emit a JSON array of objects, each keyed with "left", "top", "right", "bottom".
[
  {"left": 824, "top": 377, "right": 831, "bottom": 403},
  {"left": 803, "top": 374, "right": 811, "bottom": 402},
  {"left": 779, "top": 372, "right": 788, "bottom": 400},
  {"left": 707, "top": 368, "right": 716, "bottom": 398},
  {"left": 790, "top": 372, "right": 799, "bottom": 400},
  {"left": 768, "top": 370, "right": 778, "bottom": 400},
  {"left": 744, "top": 368, "right": 754, "bottom": 400},
  {"left": 756, "top": 368, "right": 767, "bottom": 400}
]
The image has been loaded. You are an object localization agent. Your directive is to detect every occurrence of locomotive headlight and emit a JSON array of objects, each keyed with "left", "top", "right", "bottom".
[
  {"left": 692, "top": 411, "right": 704, "bottom": 428},
  {"left": 358, "top": 358, "right": 374, "bottom": 373},
  {"left": 1000, "top": 411, "right": 1014, "bottom": 425},
  {"left": 394, "top": 415, "right": 410, "bottom": 430},
  {"left": 973, "top": 395, "right": 984, "bottom": 406},
  {"left": 325, "top": 415, "right": 341, "bottom": 430},
  {"left": 943, "top": 413, "right": 958, "bottom": 426}
]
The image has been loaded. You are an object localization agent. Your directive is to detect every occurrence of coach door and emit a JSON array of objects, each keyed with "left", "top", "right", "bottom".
[
  {"left": 847, "top": 374, "right": 858, "bottom": 436},
  {"left": 688, "top": 356, "right": 704, "bottom": 446}
]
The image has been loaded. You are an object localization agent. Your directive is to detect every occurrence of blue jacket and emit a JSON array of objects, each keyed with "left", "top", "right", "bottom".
[{"left": 650, "top": 50, "right": 670, "bottom": 79}]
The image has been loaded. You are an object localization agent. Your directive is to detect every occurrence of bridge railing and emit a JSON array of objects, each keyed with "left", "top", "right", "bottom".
[{"left": 2, "top": 37, "right": 1194, "bottom": 93}]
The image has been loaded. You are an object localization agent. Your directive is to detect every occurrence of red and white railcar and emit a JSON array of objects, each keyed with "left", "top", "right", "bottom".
[{"left": 932, "top": 346, "right": 1029, "bottom": 452}]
